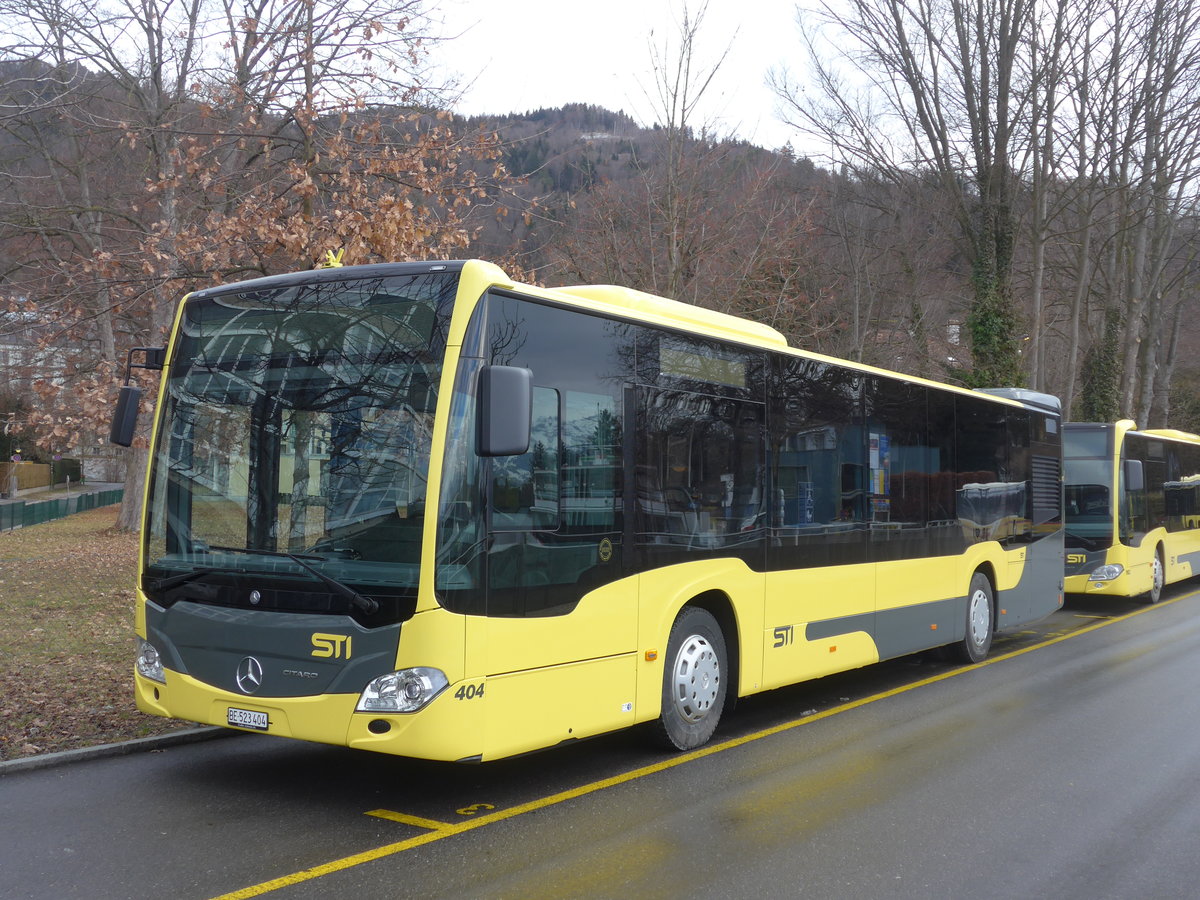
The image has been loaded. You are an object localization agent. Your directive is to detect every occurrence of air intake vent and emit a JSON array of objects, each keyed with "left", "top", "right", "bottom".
[{"left": 1031, "top": 454, "right": 1061, "bottom": 524}]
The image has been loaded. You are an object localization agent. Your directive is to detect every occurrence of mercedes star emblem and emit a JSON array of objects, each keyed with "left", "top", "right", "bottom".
[{"left": 236, "top": 656, "right": 264, "bottom": 694}]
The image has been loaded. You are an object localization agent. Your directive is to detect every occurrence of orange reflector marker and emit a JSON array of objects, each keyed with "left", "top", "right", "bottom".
[
  {"left": 930, "top": 623, "right": 938, "bottom": 631},
  {"left": 829, "top": 645, "right": 837, "bottom": 653},
  {"left": 645, "top": 650, "right": 658, "bottom": 661},
  {"left": 1000, "top": 608, "right": 1007, "bottom": 616}
]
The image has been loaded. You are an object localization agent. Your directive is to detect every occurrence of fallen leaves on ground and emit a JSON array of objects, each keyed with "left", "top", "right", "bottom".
[{"left": 0, "top": 506, "right": 194, "bottom": 761}]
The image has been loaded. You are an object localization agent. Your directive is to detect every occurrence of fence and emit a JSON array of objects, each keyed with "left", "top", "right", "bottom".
[
  {"left": 51, "top": 458, "right": 84, "bottom": 486},
  {"left": 0, "top": 489, "right": 124, "bottom": 533},
  {"left": 2, "top": 459, "right": 87, "bottom": 500},
  {"left": 1, "top": 461, "right": 52, "bottom": 493}
]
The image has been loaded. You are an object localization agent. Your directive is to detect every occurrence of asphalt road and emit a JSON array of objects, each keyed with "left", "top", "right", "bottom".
[{"left": 4, "top": 587, "right": 1200, "bottom": 900}]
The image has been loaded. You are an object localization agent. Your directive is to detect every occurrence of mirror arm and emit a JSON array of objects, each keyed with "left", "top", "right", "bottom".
[{"left": 121, "top": 346, "right": 167, "bottom": 384}]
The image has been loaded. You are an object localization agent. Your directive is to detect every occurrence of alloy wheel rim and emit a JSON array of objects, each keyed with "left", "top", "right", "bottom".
[
  {"left": 671, "top": 634, "right": 720, "bottom": 722},
  {"left": 968, "top": 588, "right": 991, "bottom": 647}
]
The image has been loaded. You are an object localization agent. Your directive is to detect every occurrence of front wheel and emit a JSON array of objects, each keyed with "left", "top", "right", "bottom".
[
  {"left": 1146, "top": 549, "right": 1165, "bottom": 604},
  {"left": 950, "top": 572, "right": 994, "bottom": 664},
  {"left": 654, "top": 607, "right": 728, "bottom": 751}
]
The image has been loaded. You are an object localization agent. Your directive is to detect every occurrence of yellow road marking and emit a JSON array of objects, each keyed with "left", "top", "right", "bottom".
[
  {"left": 210, "top": 590, "right": 1194, "bottom": 899},
  {"left": 365, "top": 809, "right": 453, "bottom": 831}
]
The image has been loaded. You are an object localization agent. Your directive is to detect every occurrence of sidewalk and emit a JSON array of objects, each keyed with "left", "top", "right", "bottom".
[{"left": 0, "top": 727, "right": 235, "bottom": 776}]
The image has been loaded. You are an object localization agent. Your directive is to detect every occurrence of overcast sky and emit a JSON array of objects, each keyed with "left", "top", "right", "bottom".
[{"left": 429, "top": 0, "right": 808, "bottom": 152}]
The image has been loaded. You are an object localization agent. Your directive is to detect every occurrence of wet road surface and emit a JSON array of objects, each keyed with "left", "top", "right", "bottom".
[{"left": 3, "top": 588, "right": 1198, "bottom": 899}]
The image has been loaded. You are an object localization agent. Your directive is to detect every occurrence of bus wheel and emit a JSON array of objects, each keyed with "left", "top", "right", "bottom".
[
  {"left": 952, "top": 572, "right": 994, "bottom": 664},
  {"left": 1147, "top": 550, "right": 1165, "bottom": 604},
  {"left": 655, "top": 607, "right": 728, "bottom": 751}
]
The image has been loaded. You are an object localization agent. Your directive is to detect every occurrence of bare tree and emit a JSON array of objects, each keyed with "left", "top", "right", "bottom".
[
  {"left": 1062, "top": 0, "right": 1200, "bottom": 425},
  {"left": 0, "top": 0, "right": 511, "bottom": 529},
  {"left": 641, "top": 0, "right": 732, "bottom": 301},
  {"left": 774, "top": 0, "right": 1200, "bottom": 426},
  {"left": 551, "top": 2, "right": 833, "bottom": 347},
  {"left": 773, "top": 0, "right": 1044, "bottom": 387},
  {"left": 1019, "top": 0, "right": 1073, "bottom": 392}
]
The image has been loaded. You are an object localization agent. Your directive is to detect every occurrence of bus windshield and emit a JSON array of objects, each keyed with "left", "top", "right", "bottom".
[
  {"left": 1063, "top": 457, "right": 1113, "bottom": 550},
  {"left": 143, "top": 271, "right": 457, "bottom": 616}
]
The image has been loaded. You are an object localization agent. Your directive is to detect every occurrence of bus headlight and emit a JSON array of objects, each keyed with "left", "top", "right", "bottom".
[
  {"left": 136, "top": 637, "right": 166, "bottom": 683},
  {"left": 357, "top": 668, "right": 448, "bottom": 713},
  {"left": 1089, "top": 564, "right": 1124, "bottom": 582}
]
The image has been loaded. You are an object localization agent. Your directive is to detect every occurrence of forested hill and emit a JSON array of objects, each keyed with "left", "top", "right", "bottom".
[
  {"left": 460, "top": 102, "right": 815, "bottom": 199},
  {"left": 453, "top": 102, "right": 975, "bottom": 385}
]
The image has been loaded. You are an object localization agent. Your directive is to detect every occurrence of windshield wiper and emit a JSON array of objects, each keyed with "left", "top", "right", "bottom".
[
  {"left": 203, "top": 544, "right": 380, "bottom": 615},
  {"left": 154, "top": 566, "right": 245, "bottom": 593}
]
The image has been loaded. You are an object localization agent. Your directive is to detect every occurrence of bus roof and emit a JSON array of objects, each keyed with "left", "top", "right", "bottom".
[
  {"left": 1068, "top": 421, "right": 1200, "bottom": 446},
  {"left": 180, "top": 259, "right": 1053, "bottom": 414},
  {"left": 554, "top": 283, "right": 789, "bottom": 349},
  {"left": 1140, "top": 428, "right": 1200, "bottom": 443}
]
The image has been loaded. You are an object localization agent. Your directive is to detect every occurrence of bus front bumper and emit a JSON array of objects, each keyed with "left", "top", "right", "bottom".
[
  {"left": 135, "top": 668, "right": 483, "bottom": 762},
  {"left": 1064, "top": 564, "right": 1131, "bottom": 596}
]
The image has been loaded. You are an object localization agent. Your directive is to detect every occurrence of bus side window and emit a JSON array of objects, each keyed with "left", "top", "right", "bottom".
[
  {"left": 490, "top": 387, "right": 560, "bottom": 530},
  {"left": 769, "top": 357, "right": 866, "bottom": 569}
]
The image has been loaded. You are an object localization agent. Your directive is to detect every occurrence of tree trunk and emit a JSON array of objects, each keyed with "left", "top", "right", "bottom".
[{"left": 115, "top": 447, "right": 148, "bottom": 532}]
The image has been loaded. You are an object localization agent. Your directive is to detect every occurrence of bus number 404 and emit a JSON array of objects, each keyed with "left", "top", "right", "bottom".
[{"left": 455, "top": 683, "right": 485, "bottom": 700}]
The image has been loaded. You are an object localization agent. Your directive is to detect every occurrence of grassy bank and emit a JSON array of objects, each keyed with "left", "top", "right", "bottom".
[{"left": 0, "top": 506, "right": 192, "bottom": 760}]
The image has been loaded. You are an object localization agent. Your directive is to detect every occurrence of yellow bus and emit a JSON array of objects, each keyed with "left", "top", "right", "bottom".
[
  {"left": 1065, "top": 419, "right": 1200, "bottom": 602},
  {"left": 112, "top": 260, "right": 1065, "bottom": 761}
]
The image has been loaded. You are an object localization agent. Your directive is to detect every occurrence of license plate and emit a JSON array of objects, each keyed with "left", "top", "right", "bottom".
[{"left": 227, "top": 707, "right": 269, "bottom": 731}]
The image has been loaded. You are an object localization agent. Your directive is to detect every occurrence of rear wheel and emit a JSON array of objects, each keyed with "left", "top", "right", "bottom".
[
  {"left": 654, "top": 607, "right": 728, "bottom": 750},
  {"left": 951, "top": 572, "right": 994, "bottom": 664}
]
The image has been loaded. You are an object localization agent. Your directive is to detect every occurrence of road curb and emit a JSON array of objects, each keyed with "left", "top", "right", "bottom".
[{"left": 0, "top": 726, "right": 240, "bottom": 777}]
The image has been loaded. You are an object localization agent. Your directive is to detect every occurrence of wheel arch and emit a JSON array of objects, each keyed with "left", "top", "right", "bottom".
[
  {"left": 684, "top": 589, "right": 741, "bottom": 709},
  {"left": 635, "top": 560, "right": 762, "bottom": 722},
  {"left": 972, "top": 560, "right": 998, "bottom": 602}
]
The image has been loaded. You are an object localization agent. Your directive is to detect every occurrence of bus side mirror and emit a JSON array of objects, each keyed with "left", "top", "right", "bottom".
[
  {"left": 477, "top": 365, "right": 532, "bottom": 457},
  {"left": 109, "top": 385, "right": 142, "bottom": 447},
  {"left": 1124, "top": 459, "right": 1145, "bottom": 493},
  {"left": 109, "top": 345, "right": 166, "bottom": 447}
]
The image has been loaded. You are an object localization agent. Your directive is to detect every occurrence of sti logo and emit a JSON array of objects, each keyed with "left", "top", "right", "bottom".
[
  {"left": 1067, "top": 554, "right": 1087, "bottom": 565},
  {"left": 311, "top": 633, "right": 353, "bottom": 659}
]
